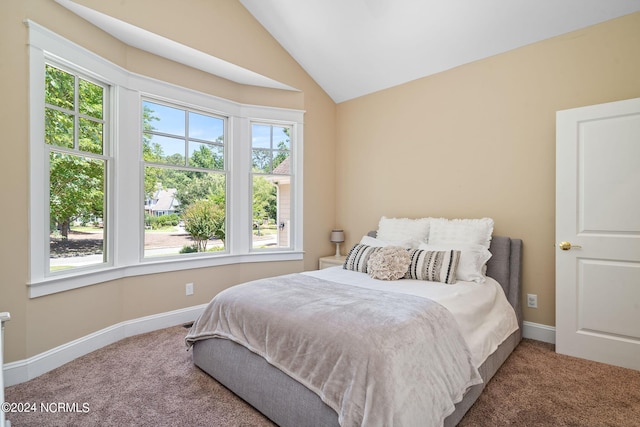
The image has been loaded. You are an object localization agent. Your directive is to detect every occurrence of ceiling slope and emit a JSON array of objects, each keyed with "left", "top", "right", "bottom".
[{"left": 241, "top": 0, "right": 640, "bottom": 103}]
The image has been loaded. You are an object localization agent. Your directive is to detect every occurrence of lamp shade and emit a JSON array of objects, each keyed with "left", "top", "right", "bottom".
[{"left": 330, "top": 229, "right": 345, "bottom": 243}]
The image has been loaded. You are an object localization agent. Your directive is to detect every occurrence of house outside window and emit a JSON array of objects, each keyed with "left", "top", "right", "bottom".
[{"left": 145, "top": 189, "right": 180, "bottom": 217}]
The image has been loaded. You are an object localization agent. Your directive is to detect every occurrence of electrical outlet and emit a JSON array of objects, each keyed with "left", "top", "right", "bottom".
[
  {"left": 185, "top": 282, "right": 194, "bottom": 296},
  {"left": 527, "top": 293, "right": 538, "bottom": 309}
]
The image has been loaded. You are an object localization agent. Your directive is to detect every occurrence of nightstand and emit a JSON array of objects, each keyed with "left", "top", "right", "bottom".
[{"left": 319, "top": 255, "right": 346, "bottom": 269}]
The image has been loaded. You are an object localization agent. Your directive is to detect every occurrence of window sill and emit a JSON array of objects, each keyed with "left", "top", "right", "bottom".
[{"left": 28, "top": 251, "right": 304, "bottom": 298}]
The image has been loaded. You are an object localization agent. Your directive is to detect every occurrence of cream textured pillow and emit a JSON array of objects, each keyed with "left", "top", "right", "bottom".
[
  {"left": 376, "top": 216, "right": 431, "bottom": 247},
  {"left": 366, "top": 246, "right": 411, "bottom": 281},
  {"left": 359, "top": 235, "right": 413, "bottom": 248},
  {"left": 428, "top": 217, "right": 494, "bottom": 249}
]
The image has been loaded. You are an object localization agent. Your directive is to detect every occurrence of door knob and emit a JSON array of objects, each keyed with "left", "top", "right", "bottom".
[{"left": 559, "top": 241, "right": 582, "bottom": 250}]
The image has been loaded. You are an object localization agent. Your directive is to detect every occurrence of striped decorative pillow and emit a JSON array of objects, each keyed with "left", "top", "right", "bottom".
[
  {"left": 405, "top": 249, "right": 461, "bottom": 284},
  {"left": 343, "top": 243, "right": 381, "bottom": 273}
]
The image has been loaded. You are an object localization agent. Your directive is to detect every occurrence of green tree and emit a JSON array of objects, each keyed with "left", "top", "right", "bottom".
[
  {"left": 273, "top": 141, "right": 289, "bottom": 170},
  {"left": 46, "top": 65, "right": 105, "bottom": 238},
  {"left": 189, "top": 141, "right": 223, "bottom": 170},
  {"left": 142, "top": 104, "right": 165, "bottom": 197},
  {"left": 175, "top": 174, "right": 226, "bottom": 213},
  {"left": 182, "top": 199, "right": 225, "bottom": 252},
  {"left": 49, "top": 153, "right": 104, "bottom": 238},
  {"left": 252, "top": 177, "right": 277, "bottom": 226}
]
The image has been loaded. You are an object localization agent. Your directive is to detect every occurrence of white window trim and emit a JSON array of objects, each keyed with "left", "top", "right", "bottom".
[{"left": 27, "top": 21, "right": 304, "bottom": 298}]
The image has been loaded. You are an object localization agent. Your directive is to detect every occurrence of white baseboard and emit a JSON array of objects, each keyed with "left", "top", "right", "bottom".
[
  {"left": 3, "top": 304, "right": 207, "bottom": 387},
  {"left": 522, "top": 321, "right": 556, "bottom": 344}
]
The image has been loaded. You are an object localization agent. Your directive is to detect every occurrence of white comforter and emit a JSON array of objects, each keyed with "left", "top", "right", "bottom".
[{"left": 304, "top": 267, "right": 518, "bottom": 368}]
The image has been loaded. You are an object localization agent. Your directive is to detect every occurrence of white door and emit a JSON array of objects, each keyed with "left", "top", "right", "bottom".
[{"left": 556, "top": 97, "right": 640, "bottom": 371}]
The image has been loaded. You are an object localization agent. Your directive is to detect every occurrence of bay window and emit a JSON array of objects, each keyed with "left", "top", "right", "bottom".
[{"left": 28, "top": 22, "right": 303, "bottom": 298}]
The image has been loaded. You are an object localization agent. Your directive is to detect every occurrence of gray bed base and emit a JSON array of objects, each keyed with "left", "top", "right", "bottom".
[{"left": 192, "top": 236, "right": 523, "bottom": 427}]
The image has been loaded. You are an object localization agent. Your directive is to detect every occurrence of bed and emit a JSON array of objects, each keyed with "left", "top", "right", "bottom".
[{"left": 186, "top": 220, "right": 522, "bottom": 427}]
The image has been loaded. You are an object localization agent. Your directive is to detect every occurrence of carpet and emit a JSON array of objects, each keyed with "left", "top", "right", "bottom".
[{"left": 5, "top": 326, "right": 640, "bottom": 426}]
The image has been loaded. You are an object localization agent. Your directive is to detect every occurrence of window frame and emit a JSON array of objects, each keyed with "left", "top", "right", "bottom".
[
  {"left": 141, "top": 96, "right": 230, "bottom": 259},
  {"left": 44, "top": 61, "right": 113, "bottom": 274},
  {"left": 250, "top": 121, "right": 295, "bottom": 252},
  {"left": 27, "top": 22, "right": 304, "bottom": 298}
]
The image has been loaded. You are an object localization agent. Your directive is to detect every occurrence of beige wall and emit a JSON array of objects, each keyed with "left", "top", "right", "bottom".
[
  {"left": 0, "top": 0, "right": 337, "bottom": 362},
  {"left": 336, "top": 12, "right": 640, "bottom": 327}
]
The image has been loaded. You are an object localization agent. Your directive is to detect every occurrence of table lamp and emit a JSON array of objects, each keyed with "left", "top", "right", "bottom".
[{"left": 330, "top": 229, "right": 345, "bottom": 257}]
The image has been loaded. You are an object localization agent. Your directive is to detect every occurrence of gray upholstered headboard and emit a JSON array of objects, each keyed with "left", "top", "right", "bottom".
[
  {"left": 366, "top": 232, "right": 523, "bottom": 335},
  {"left": 486, "top": 236, "right": 523, "bottom": 334}
]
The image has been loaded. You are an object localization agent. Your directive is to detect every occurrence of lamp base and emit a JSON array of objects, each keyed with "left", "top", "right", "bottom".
[{"left": 334, "top": 243, "right": 341, "bottom": 257}]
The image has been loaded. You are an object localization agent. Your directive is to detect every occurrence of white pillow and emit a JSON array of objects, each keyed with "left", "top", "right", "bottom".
[
  {"left": 360, "top": 235, "right": 413, "bottom": 248},
  {"left": 376, "top": 216, "right": 430, "bottom": 247},
  {"left": 428, "top": 217, "right": 494, "bottom": 249},
  {"left": 419, "top": 242, "right": 492, "bottom": 283}
]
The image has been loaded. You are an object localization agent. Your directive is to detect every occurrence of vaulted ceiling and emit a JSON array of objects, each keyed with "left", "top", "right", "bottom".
[{"left": 240, "top": 0, "right": 640, "bottom": 103}]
